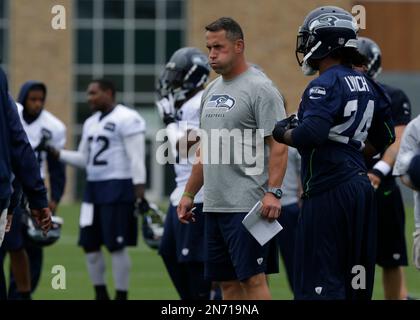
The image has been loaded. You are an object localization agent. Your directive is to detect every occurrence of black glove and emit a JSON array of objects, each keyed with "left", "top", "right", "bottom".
[
  {"left": 136, "top": 198, "right": 150, "bottom": 215},
  {"left": 272, "top": 115, "right": 299, "bottom": 144},
  {"left": 162, "top": 112, "right": 176, "bottom": 126},
  {"left": 156, "top": 95, "right": 176, "bottom": 126},
  {"left": 35, "top": 134, "right": 61, "bottom": 160},
  {"left": 35, "top": 135, "right": 52, "bottom": 153}
]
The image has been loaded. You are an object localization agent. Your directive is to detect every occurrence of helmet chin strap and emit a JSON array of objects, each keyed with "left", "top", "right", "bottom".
[{"left": 303, "top": 40, "right": 322, "bottom": 63}]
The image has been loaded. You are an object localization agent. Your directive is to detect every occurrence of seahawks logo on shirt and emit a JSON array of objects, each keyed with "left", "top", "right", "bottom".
[
  {"left": 104, "top": 122, "right": 116, "bottom": 132},
  {"left": 40, "top": 128, "right": 53, "bottom": 140},
  {"left": 206, "top": 94, "right": 236, "bottom": 111},
  {"left": 309, "top": 86, "right": 326, "bottom": 96},
  {"left": 309, "top": 86, "right": 327, "bottom": 100}
]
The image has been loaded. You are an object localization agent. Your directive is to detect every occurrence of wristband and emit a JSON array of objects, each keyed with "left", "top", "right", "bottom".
[
  {"left": 373, "top": 160, "right": 391, "bottom": 176},
  {"left": 182, "top": 192, "right": 195, "bottom": 200}
]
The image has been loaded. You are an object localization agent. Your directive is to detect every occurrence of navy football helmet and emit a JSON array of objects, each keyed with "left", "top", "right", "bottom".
[
  {"left": 157, "top": 47, "right": 210, "bottom": 103},
  {"left": 356, "top": 36, "right": 382, "bottom": 79},
  {"left": 22, "top": 211, "right": 63, "bottom": 247},
  {"left": 296, "top": 6, "right": 359, "bottom": 75},
  {"left": 141, "top": 202, "right": 165, "bottom": 250}
]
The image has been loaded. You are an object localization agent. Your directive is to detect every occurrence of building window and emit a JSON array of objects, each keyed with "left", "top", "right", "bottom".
[
  {"left": 74, "top": 0, "right": 185, "bottom": 198},
  {"left": 74, "top": 0, "right": 186, "bottom": 120}
]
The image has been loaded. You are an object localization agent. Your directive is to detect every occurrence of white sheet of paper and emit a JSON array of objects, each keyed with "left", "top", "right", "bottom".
[
  {"left": 242, "top": 201, "right": 283, "bottom": 246},
  {"left": 79, "top": 202, "right": 94, "bottom": 227}
]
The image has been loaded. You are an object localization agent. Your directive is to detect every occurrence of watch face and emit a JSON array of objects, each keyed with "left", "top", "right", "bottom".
[{"left": 269, "top": 188, "right": 282, "bottom": 198}]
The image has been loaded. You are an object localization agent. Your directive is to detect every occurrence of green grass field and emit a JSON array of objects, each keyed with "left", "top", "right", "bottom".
[{"left": 4, "top": 203, "right": 419, "bottom": 300}]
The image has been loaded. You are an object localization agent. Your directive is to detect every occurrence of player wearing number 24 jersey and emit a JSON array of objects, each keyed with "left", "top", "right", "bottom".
[
  {"left": 273, "top": 6, "right": 395, "bottom": 300},
  {"left": 295, "top": 64, "right": 394, "bottom": 198}
]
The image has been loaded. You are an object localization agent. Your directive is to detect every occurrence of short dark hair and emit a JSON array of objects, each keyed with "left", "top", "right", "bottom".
[
  {"left": 205, "top": 17, "right": 244, "bottom": 42},
  {"left": 91, "top": 78, "right": 116, "bottom": 98}
]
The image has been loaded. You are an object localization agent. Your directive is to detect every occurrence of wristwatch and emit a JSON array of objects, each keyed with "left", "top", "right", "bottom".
[{"left": 266, "top": 187, "right": 283, "bottom": 199}]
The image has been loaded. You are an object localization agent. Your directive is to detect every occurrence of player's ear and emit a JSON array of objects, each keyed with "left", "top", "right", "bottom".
[
  {"left": 106, "top": 89, "right": 114, "bottom": 100},
  {"left": 235, "top": 39, "right": 244, "bottom": 54}
]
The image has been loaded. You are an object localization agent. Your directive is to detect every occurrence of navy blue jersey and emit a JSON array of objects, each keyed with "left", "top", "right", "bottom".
[
  {"left": 293, "top": 65, "right": 394, "bottom": 198},
  {"left": 366, "top": 83, "right": 411, "bottom": 187},
  {"left": 0, "top": 69, "right": 12, "bottom": 203},
  {"left": 381, "top": 83, "right": 411, "bottom": 126},
  {"left": 0, "top": 67, "right": 48, "bottom": 209},
  {"left": 8, "top": 97, "right": 48, "bottom": 209}
]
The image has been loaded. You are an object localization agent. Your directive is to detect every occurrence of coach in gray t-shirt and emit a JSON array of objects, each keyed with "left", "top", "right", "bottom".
[
  {"left": 200, "top": 66, "right": 286, "bottom": 212},
  {"left": 177, "top": 17, "right": 288, "bottom": 300}
]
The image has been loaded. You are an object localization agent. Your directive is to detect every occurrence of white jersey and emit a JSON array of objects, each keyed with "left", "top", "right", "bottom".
[
  {"left": 81, "top": 104, "right": 146, "bottom": 182},
  {"left": 394, "top": 115, "right": 420, "bottom": 229},
  {"left": 281, "top": 147, "right": 301, "bottom": 207},
  {"left": 170, "top": 91, "right": 204, "bottom": 205},
  {"left": 16, "top": 103, "right": 66, "bottom": 179}
]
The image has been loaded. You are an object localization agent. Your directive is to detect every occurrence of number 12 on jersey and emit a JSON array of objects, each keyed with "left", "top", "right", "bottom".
[{"left": 87, "top": 136, "right": 110, "bottom": 166}]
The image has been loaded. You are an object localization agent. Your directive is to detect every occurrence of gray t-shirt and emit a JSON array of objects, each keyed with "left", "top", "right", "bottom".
[
  {"left": 393, "top": 115, "right": 420, "bottom": 229},
  {"left": 200, "top": 67, "right": 286, "bottom": 212},
  {"left": 281, "top": 146, "right": 301, "bottom": 207}
]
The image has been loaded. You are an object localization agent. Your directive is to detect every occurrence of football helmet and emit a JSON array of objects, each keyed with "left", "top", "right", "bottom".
[
  {"left": 356, "top": 36, "right": 382, "bottom": 79},
  {"left": 296, "top": 6, "right": 359, "bottom": 75},
  {"left": 22, "top": 210, "right": 63, "bottom": 247},
  {"left": 157, "top": 47, "right": 210, "bottom": 103},
  {"left": 141, "top": 202, "right": 165, "bottom": 250}
]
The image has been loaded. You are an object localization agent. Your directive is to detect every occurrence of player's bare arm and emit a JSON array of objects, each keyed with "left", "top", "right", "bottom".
[
  {"left": 368, "top": 125, "right": 406, "bottom": 189},
  {"left": 261, "top": 136, "right": 287, "bottom": 222},
  {"left": 177, "top": 145, "right": 203, "bottom": 224},
  {"left": 5, "top": 209, "right": 13, "bottom": 232}
]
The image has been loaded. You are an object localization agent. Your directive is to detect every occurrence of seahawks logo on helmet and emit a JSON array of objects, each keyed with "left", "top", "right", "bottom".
[
  {"left": 191, "top": 54, "right": 208, "bottom": 66},
  {"left": 310, "top": 13, "right": 358, "bottom": 31},
  {"left": 207, "top": 94, "right": 236, "bottom": 111},
  {"left": 310, "top": 15, "right": 339, "bottom": 29}
]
